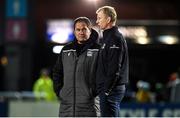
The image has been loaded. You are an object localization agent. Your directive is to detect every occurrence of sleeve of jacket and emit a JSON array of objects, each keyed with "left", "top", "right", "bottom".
[
  {"left": 52, "top": 51, "right": 64, "bottom": 97},
  {"left": 104, "top": 36, "right": 124, "bottom": 95}
]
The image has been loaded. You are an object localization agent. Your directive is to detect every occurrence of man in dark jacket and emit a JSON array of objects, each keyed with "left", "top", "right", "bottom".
[
  {"left": 53, "top": 17, "right": 100, "bottom": 117},
  {"left": 96, "top": 6, "right": 129, "bottom": 117}
]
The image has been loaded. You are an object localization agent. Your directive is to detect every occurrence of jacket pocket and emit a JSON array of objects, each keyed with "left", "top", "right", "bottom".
[
  {"left": 59, "top": 87, "right": 73, "bottom": 102},
  {"left": 76, "top": 87, "right": 93, "bottom": 103}
]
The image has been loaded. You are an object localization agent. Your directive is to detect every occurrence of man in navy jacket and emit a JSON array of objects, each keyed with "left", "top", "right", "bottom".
[{"left": 96, "top": 6, "right": 129, "bottom": 117}]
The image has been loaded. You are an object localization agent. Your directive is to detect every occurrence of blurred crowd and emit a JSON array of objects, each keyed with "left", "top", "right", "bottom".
[{"left": 129, "top": 69, "right": 180, "bottom": 104}]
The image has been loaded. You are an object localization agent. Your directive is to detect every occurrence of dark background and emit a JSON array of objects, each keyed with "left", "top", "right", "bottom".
[{"left": 0, "top": 0, "right": 180, "bottom": 92}]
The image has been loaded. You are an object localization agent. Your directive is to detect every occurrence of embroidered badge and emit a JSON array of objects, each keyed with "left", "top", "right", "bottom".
[
  {"left": 101, "top": 43, "right": 106, "bottom": 49},
  {"left": 68, "top": 52, "right": 71, "bottom": 56},
  {"left": 87, "top": 51, "right": 93, "bottom": 56},
  {"left": 110, "top": 45, "right": 119, "bottom": 49}
]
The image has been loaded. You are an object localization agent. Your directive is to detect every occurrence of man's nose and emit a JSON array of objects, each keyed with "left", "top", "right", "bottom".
[
  {"left": 96, "top": 20, "right": 98, "bottom": 24},
  {"left": 79, "top": 30, "right": 84, "bottom": 34}
]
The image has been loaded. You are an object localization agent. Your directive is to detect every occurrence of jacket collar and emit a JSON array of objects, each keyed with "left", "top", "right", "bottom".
[{"left": 103, "top": 26, "right": 118, "bottom": 38}]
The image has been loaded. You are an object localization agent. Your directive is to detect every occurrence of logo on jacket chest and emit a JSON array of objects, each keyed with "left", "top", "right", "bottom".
[
  {"left": 87, "top": 51, "right": 93, "bottom": 56},
  {"left": 101, "top": 43, "right": 106, "bottom": 49}
]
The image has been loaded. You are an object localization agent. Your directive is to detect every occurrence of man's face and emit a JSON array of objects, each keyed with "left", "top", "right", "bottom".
[
  {"left": 74, "top": 22, "right": 91, "bottom": 44},
  {"left": 96, "top": 10, "right": 109, "bottom": 30}
]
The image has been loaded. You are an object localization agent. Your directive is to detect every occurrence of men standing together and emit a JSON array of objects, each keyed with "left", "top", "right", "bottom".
[{"left": 53, "top": 6, "right": 129, "bottom": 117}]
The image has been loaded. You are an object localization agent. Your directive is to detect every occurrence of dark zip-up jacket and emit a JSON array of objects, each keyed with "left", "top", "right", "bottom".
[
  {"left": 96, "top": 26, "right": 129, "bottom": 94},
  {"left": 53, "top": 29, "right": 100, "bottom": 117}
]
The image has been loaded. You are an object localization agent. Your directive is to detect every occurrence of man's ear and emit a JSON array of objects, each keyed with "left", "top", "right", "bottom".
[
  {"left": 107, "top": 17, "right": 111, "bottom": 23},
  {"left": 90, "top": 28, "right": 92, "bottom": 34},
  {"left": 89, "top": 26, "right": 92, "bottom": 33}
]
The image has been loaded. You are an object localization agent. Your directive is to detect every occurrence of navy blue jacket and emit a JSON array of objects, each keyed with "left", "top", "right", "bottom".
[{"left": 96, "top": 26, "right": 129, "bottom": 94}]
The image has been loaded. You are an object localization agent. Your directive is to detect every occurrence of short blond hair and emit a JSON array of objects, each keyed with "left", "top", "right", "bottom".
[{"left": 96, "top": 6, "right": 117, "bottom": 24}]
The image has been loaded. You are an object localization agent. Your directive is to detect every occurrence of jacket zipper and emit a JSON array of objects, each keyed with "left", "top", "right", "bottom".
[{"left": 73, "top": 57, "right": 78, "bottom": 116}]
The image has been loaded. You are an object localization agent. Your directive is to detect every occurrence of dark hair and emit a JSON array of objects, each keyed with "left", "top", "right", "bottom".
[{"left": 73, "top": 17, "right": 92, "bottom": 30}]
